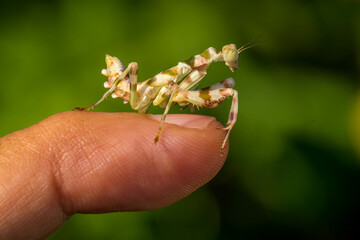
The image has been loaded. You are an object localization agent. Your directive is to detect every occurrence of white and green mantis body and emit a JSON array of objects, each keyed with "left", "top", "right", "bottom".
[{"left": 74, "top": 44, "right": 248, "bottom": 154}]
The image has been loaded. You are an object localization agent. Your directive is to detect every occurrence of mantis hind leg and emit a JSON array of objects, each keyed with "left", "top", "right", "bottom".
[{"left": 73, "top": 62, "right": 138, "bottom": 111}]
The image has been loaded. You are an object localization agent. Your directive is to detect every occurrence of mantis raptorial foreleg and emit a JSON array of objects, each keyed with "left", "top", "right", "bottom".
[
  {"left": 172, "top": 84, "right": 238, "bottom": 153},
  {"left": 179, "top": 78, "right": 235, "bottom": 109},
  {"left": 219, "top": 88, "right": 238, "bottom": 151},
  {"left": 198, "top": 77, "right": 235, "bottom": 91}
]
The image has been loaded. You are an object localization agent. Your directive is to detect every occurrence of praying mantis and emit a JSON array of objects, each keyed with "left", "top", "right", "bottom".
[{"left": 74, "top": 43, "right": 250, "bottom": 154}]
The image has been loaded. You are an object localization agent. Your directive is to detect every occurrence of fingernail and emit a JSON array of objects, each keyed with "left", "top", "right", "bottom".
[{"left": 148, "top": 114, "right": 219, "bottom": 129}]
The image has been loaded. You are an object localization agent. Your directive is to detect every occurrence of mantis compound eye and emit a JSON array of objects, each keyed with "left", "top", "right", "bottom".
[{"left": 222, "top": 44, "right": 239, "bottom": 72}]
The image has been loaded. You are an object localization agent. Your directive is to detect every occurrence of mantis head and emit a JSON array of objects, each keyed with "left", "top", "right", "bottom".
[{"left": 222, "top": 44, "right": 239, "bottom": 72}]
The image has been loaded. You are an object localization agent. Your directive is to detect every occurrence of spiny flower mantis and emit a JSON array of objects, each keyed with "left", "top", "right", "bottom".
[{"left": 74, "top": 43, "right": 251, "bottom": 154}]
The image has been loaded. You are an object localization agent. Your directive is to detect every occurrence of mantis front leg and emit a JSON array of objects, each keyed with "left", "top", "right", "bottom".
[{"left": 172, "top": 85, "right": 238, "bottom": 154}]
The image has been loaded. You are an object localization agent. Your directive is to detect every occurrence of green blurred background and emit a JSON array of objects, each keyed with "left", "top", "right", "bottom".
[{"left": 1, "top": 0, "right": 360, "bottom": 239}]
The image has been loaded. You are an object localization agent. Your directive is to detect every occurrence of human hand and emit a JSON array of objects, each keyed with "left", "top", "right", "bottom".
[{"left": 0, "top": 112, "right": 228, "bottom": 240}]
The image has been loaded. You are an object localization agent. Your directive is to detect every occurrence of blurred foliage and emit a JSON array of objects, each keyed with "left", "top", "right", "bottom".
[{"left": 1, "top": 0, "right": 360, "bottom": 239}]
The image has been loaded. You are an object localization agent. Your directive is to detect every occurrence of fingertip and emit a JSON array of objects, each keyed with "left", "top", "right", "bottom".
[{"left": 41, "top": 112, "right": 229, "bottom": 212}]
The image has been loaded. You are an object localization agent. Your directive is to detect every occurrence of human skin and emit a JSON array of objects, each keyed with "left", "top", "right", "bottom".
[{"left": 0, "top": 112, "right": 228, "bottom": 240}]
